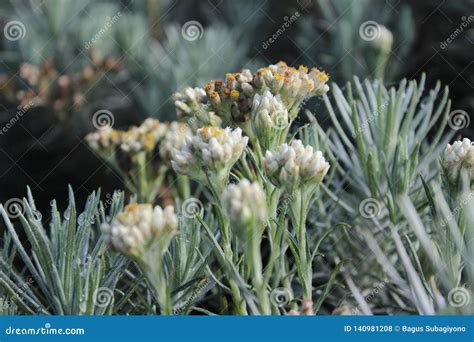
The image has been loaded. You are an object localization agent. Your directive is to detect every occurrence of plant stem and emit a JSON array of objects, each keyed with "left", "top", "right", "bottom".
[
  {"left": 296, "top": 190, "right": 311, "bottom": 300},
  {"left": 248, "top": 225, "right": 271, "bottom": 315}
]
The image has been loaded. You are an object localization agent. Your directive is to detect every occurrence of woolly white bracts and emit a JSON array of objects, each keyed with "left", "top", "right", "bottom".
[
  {"left": 159, "top": 122, "right": 192, "bottom": 163},
  {"left": 264, "top": 139, "right": 330, "bottom": 190},
  {"left": 101, "top": 203, "right": 178, "bottom": 255},
  {"left": 173, "top": 87, "right": 207, "bottom": 117},
  {"left": 85, "top": 127, "right": 122, "bottom": 152},
  {"left": 120, "top": 118, "right": 166, "bottom": 153},
  {"left": 444, "top": 138, "right": 474, "bottom": 177},
  {"left": 254, "top": 62, "right": 329, "bottom": 115},
  {"left": 222, "top": 179, "right": 267, "bottom": 228},
  {"left": 171, "top": 126, "right": 248, "bottom": 178},
  {"left": 252, "top": 90, "right": 289, "bottom": 131}
]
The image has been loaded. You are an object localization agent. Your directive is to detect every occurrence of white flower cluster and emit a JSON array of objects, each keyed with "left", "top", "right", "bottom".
[
  {"left": 174, "top": 87, "right": 222, "bottom": 128},
  {"left": 264, "top": 140, "right": 330, "bottom": 191},
  {"left": 252, "top": 90, "right": 289, "bottom": 150},
  {"left": 85, "top": 127, "right": 121, "bottom": 153},
  {"left": 120, "top": 118, "right": 166, "bottom": 153},
  {"left": 171, "top": 126, "right": 248, "bottom": 183},
  {"left": 254, "top": 62, "right": 330, "bottom": 116},
  {"left": 222, "top": 179, "right": 267, "bottom": 228},
  {"left": 159, "top": 122, "right": 192, "bottom": 163},
  {"left": 101, "top": 203, "right": 178, "bottom": 255},
  {"left": 85, "top": 118, "right": 167, "bottom": 156},
  {"left": 444, "top": 138, "right": 474, "bottom": 177},
  {"left": 173, "top": 87, "right": 207, "bottom": 117}
]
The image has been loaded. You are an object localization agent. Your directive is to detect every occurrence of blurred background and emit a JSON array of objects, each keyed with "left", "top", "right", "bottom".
[{"left": 0, "top": 0, "right": 472, "bottom": 213}]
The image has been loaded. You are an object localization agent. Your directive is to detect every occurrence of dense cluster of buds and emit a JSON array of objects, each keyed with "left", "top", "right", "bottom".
[
  {"left": 443, "top": 138, "right": 474, "bottom": 178},
  {"left": 171, "top": 126, "right": 248, "bottom": 186},
  {"left": 222, "top": 179, "right": 267, "bottom": 230},
  {"left": 205, "top": 69, "right": 255, "bottom": 125},
  {"left": 264, "top": 139, "right": 330, "bottom": 192},
  {"left": 101, "top": 203, "right": 178, "bottom": 256},
  {"left": 159, "top": 122, "right": 192, "bottom": 163},
  {"left": 174, "top": 62, "right": 329, "bottom": 137},
  {"left": 85, "top": 127, "right": 122, "bottom": 156},
  {"left": 251, "top": 90, "right": 289, "bottom": 150},
  {"left": 173, "top": 87, "right": 221, "bottom": 129},
  {"left": 86, "top": 118, "right": 183, "bottom": 157},
  {"left": 120, "top": 118, "right": 166, "bottom": 154},
  {"left": 253, "top": 62, "right": 329, "bottom": 116},
  {"left": 173, "top": 86, "right": 207, "bottom": 117}
]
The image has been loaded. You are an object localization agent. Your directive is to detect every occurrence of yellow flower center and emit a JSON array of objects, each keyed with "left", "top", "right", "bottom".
[{"left": 198, "top": 126, "right": 224, "bottom": 139}]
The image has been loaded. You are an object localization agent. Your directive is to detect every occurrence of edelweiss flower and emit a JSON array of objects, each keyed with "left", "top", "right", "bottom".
[
  {"left": 251, "top": 90, "right": 289, "bottom": 150},
  {"left": 171, "top": 126, "right": 248, "bottom": 186},
  {"left": 120, "top": 118, "right": 166, "bottom": 154},
  {"left": 254, "top": 62, "right": 329, "bottom": 116},
  {"left": 101, "top": 203, "right": 178, "bottom": 256},
  {"left": 222, "top": 179, "right": 267, "bottom": 229},
  {"left": 205, "top": 69, "right": 255, "bottom": 125},
  {"left": 443, "top": 138, "right": 474, "bottom": 177},
  {"left": 173, "top": 86, "right": 207, "bottom": 117},
  {"left": 173, "top": 87, "right": 221, "bottom": 129},
  {"left": 159, "top": 122, "right": 192, "bottom": 164},
  {"left": 264, "top": 139, "right": 330, "bottom": 191},
  {"left": 85, "top": 127, "right": 122, "bottom": 154}
]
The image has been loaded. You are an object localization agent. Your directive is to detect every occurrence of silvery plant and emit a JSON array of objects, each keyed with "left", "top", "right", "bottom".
[{"left": 0, "top": 61, "right": 472, "bottom": 315}]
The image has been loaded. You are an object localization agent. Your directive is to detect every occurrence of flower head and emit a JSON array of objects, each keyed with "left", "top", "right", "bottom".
[
  {"left": 101, "top": 203, "right": 177, "bottom": 256},
  {"left": 222, "top": 179, "right": 267, "bottom": 230},
  {"left": 204, "top": 69, "right": 255, "bottom": 125},
  {"left": 159, "top": 122, "right": 192, "bottom": 164},
  {"left": 171, "top": 126, "right": 248, "bottom": 186},
  {"left": 264, "top": 139, "right": 330, "bottom": 191},
  {"left": 120, "top": 118, "right": 166, "bottom": 154},
  {"left": 443, "top": 138, "right": 474, "bottom": 178},
  {"left": 173, "top": 87, "right": 221, "bottom": 129},
  {"left": 85, "top": 127, "right": 122, "bottom": 155},
  {"left": 254, "top": 62, "right": 329, "bottom": 117},
  {"left": 251, "top": 90, "right": 289, "bottom": 150},
  {"left": 173, "top": 86, "right": 207, "bottom": 117}
]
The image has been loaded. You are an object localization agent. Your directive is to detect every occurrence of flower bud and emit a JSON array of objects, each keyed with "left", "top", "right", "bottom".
[
  {"left": 264, "top": 140, "right": 330, "bottom": 191},
  {"left": 443, "top": 138, "right": 474, "bottom": 178},
  {"left": 101, "top": 204, "right": 178, "bottom": 256}
]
